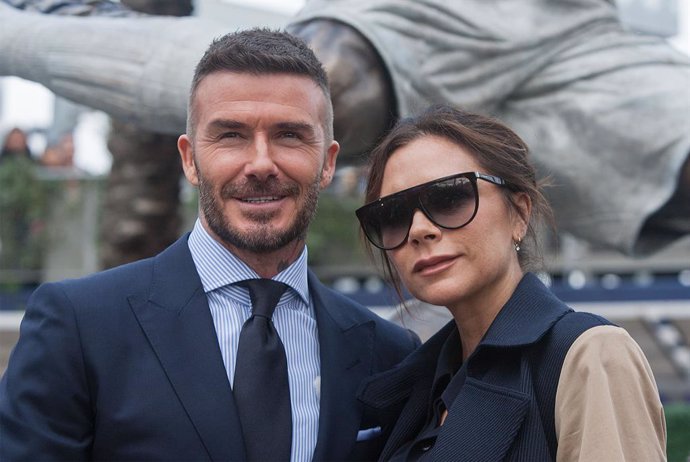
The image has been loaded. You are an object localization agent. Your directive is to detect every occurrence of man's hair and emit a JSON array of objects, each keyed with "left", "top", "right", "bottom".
[{"left": 186, "top": 28, "right": 333, "bottom": 140}]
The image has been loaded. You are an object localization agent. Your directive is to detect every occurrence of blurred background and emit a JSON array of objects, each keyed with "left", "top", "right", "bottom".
[{"left": 0, "top": 0, "right": 689, "bottom": 457}]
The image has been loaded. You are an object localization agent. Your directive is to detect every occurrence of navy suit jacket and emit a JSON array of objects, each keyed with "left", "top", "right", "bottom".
[{"left": 0, "top": 235, "right": 419, "bottom": 461}]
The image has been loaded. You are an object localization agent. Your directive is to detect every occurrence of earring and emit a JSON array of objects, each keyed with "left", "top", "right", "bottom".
[{"left": 514, "top": 239, "right": 522, "bottom": 252}]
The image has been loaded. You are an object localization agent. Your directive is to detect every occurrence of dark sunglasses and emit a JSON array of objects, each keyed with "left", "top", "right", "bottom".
[{"left": 356, "top": 172, "right": 507, "bottom": 250}]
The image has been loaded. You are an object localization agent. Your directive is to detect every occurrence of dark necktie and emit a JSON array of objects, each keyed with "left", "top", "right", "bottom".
[{"left": 234, "top": 279, "right": 292, "bottom": 461}]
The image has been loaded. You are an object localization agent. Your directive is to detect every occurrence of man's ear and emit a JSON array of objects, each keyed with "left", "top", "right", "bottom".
[
  {"left": 320, "top": 140, "right": 340, "bottom": 189},
  {"left": 178, "top": 134, "right": 199, "bottom": 186}
]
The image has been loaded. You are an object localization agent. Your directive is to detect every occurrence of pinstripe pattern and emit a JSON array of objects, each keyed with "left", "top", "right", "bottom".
[{"left": 188, "top": 220, "right": 320, "bottom": 462}]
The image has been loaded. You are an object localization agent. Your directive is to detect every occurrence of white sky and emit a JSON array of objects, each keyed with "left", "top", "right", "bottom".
[
  {"left": 1, "top": 0, "right": 688, "bottom": 175},
  {"left": 233, "top": 0, "right": 305, "bottom": 15}
]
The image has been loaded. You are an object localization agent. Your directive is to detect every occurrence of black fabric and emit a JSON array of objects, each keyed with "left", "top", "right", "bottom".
[
  {"left": 388, "top": 328, "right": 464, "bottom": 461},
  {"left": 233, "top": 279, "right": 291, "bottom": 461}
]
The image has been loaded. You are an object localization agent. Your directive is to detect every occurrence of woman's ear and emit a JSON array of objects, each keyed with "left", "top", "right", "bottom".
[{"left": 512, "top": 192, "right": 532, "bottom": 240}]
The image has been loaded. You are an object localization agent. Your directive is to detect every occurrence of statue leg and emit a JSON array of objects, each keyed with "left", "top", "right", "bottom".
[
  {"left": 638, "top": 155, "right": 690, "bottom": 253},
  {"left": 498, "top": 28, "right": 690, "bottom": 255}
]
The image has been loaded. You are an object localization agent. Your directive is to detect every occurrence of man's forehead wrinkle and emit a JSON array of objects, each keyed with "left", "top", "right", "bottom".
[{"left": 206, "top": 118, "right": 317, "bottom": 133}]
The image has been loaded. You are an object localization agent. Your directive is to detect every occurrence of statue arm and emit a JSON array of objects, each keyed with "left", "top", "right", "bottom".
[
  {"left": 0, "top": 3, "right": 225, "bottom": 134},
  {"left": 288, "top": 19, "right": 395, "bottom": 161}
]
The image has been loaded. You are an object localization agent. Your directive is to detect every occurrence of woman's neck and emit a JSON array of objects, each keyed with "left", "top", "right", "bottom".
[{"left": 448, "top": 270, "right": 523, "bottom": 361}]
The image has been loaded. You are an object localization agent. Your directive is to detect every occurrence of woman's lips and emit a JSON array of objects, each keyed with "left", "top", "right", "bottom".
[{"left": 412, "top": 255, "right": 458, "bottom": 275}]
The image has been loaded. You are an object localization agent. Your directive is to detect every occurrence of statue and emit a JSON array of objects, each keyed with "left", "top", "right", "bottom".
[{"left": 1, "top": 0, "right": 689, "bottom": 256}]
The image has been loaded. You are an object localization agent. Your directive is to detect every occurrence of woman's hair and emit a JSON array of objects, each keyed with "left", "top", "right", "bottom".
[{"left": 362, "top": 104, "right": 553, "bottom": 299}]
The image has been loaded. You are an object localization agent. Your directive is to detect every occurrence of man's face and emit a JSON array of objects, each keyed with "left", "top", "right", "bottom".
[{"left": 178, "top": 72, "right": 339, "bottom": 257}]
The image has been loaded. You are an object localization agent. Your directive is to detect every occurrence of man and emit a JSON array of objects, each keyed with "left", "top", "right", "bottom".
[
  {"left": 0, "top": 29, "right": 419, "bottom": 461},
  {"left": 1, "top": 0, "right": 689, "bottom": 256}
]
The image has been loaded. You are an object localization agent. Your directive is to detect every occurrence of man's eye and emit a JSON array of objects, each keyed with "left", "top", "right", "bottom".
[
  {"left": 220, "top": 132, "right": 240, "bottom": 139},
  {"left": 279, "top": 132, "right": 299, "bottom": 139}
]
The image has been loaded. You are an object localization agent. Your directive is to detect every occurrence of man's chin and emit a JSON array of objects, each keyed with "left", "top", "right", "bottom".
[
  {"left": 217, "top": 222, "right": 302, "bottom": 253},
  {"left": 240, "top": 212, "right": 281, "bottom": 225}
]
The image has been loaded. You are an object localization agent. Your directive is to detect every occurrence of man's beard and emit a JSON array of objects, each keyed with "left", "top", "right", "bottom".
[{"left": 197, "top": 168, "right": 321, "bottom": 254}]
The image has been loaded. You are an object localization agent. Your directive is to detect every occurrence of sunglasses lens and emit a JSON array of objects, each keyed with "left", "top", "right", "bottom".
[
  {"left": 421, "top": 177, "right": 476, "bottom": 228},
  {"left": 377, "top": 196, "right": 413, "bottom": 249},
  {"left": 357, "top": 174, "right": 481, "bottom": 250},
  {"left": 359, "top": 195, "right": 411, "bottom": 249}
]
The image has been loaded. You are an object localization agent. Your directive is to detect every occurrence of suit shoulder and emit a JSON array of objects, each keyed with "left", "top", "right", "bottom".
[
  {"left": 313, "top": 280, "right": 419, "bottom": 350},
  {"left": 57, "top": 256, "right": 153, "bottom": 289},
  {"left": 34, "top": 256, "right": 156, "bottom": 309},
  {"left": 324, "top": 285, "right": 419, "bottom": 358},
  {"left": 327, "top": 285, "right": 412, "bottom": 327}
]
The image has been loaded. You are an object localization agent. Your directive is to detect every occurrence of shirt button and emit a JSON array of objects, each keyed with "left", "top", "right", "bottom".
[{"left": 421, "top": 443, "right": 432, "bottom": 452}]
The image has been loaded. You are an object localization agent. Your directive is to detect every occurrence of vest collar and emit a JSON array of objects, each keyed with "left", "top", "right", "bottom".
[{"left": 477, "top": 272, "right": 571, "bottom": 349}]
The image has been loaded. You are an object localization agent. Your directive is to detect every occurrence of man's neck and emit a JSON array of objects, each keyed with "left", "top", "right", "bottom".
[
  {"left": 225, "top": 239, "right": 306, "bottom": 279},
  {"left": 201, "top": 221, "right": 306, "bottom": 279}
]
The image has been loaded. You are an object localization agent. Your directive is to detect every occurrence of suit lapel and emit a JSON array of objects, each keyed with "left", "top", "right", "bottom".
[
  {"left": 308, "top": 273, "right": 375, "bottom": 462},
  {"left": 129, "top": 235, "right": 245, "bottom": 461}
]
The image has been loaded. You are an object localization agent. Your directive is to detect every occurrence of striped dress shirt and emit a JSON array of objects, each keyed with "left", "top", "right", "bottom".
[{"left": 188, "top": 220, "right": 320, "bottom": 462}]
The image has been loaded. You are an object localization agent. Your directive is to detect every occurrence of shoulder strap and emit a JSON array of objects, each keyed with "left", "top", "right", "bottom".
[{"left": 527, "top": 310, "right": 612, "bottom": 459}]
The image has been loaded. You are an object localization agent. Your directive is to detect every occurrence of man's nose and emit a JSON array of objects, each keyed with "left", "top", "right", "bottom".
[{"left": 244, "top": 135, "right": 278, "bottom": 180}]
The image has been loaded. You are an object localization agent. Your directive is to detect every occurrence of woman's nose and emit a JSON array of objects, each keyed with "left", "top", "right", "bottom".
[{"left": 407, "top": 209, "right": 439, "bottom": 245}]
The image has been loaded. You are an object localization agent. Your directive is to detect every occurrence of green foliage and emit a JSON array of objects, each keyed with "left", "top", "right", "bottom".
[
  {"left": 307, "top": 193, "right": 368, "bottom": 267},
  {"left": 666, "top": 403, "right": 690, "bottom": 462},
  {"left": 0, "top": 158, "right": 51, "bottom": 275}
]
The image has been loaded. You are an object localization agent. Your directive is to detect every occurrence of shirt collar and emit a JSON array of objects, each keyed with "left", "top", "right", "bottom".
[{"left": 187, "top": 219, "right": 310, "bottom": 306}]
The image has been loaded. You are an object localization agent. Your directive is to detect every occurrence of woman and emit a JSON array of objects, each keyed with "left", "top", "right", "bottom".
[
  {"left": 0, "top": 127, "right": 32, "bottom": 162},
  {"left": 355, "top": 105, "right": 666, "bottom": 461}
]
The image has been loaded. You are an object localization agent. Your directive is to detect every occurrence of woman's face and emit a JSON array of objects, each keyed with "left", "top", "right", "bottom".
[
  {"left": 380, "top": 135, "right": 528, "bottom": 310},
  {"left": 3, "top": 129, "right": 28, "bottom": 153}
]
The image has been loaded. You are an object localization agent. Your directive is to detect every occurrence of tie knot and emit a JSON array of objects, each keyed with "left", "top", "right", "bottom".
[{"left": 239, "top": 279, "right": 288, "bottom": 319}]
